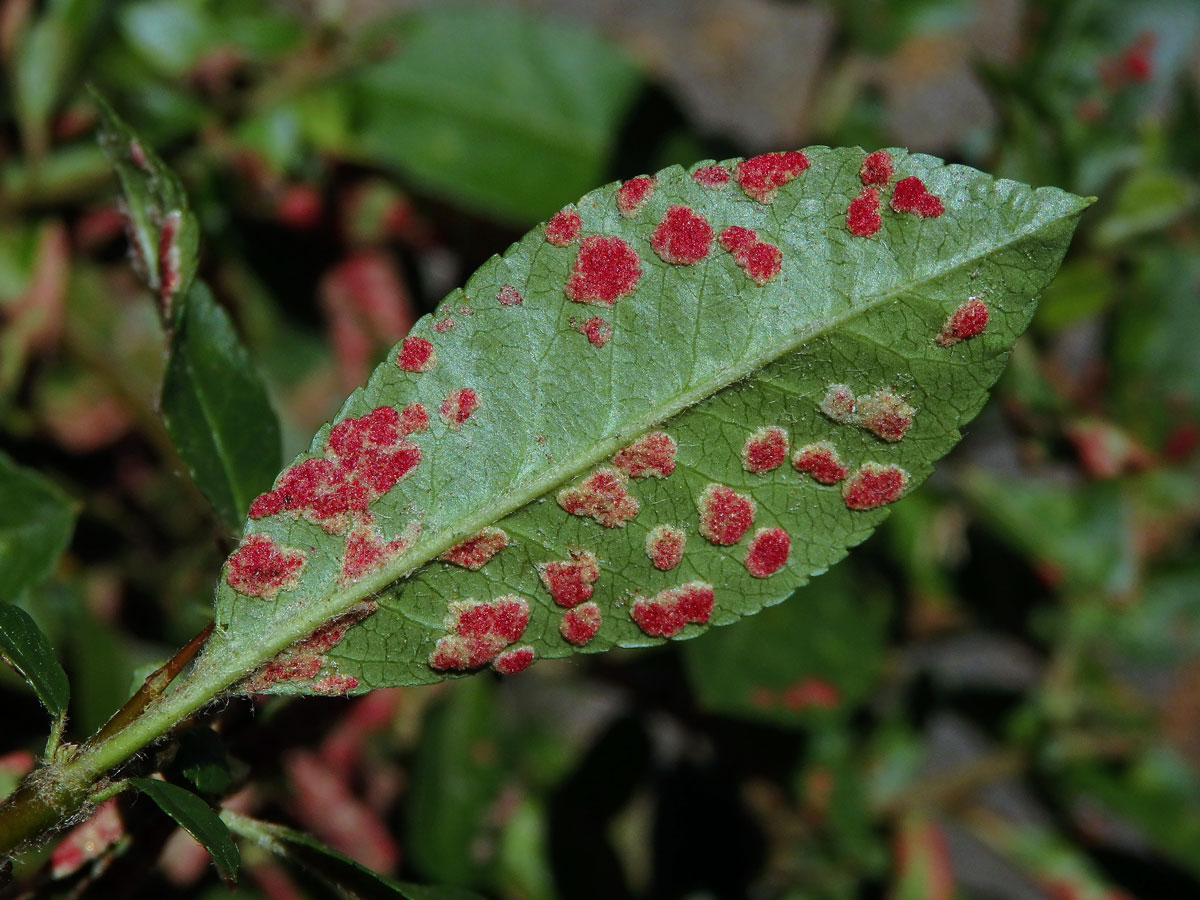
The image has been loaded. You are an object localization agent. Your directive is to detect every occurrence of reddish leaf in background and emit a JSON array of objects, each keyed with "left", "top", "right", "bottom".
[{"left": 320, "top": 251, "right": 417, "bottom": 389}]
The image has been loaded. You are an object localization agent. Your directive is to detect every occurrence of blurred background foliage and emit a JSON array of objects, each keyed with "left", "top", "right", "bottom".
[{"left": 1, "top": 0, "right": 1199, "bottom": 897}]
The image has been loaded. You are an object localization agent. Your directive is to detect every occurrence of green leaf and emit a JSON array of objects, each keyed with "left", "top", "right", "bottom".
[
  {"left": 407, "top": 679, "right": 504, "bottom": 886},
  {"left": 175, "top": 726, "right": 233, "bottom": 796},
  {"left": 92, "top": 89, "right": 200, "bottom": 317},
  {"left": 174, "top": 149, "right": 1085, "bottom": 704},
  {"left": 349, "top": 6, "right": 641, "bottom": 221},
  {"left": 161, "top": 282, "right": 282, "bottom": 532},
  {"left": 220, "top": 809, "right": 485, "bottom": 900},
  {"left": 0, "top": 604, "right": 69, "bottom": 721},
  {"left": 0, "top": 451, "right": 77, "bottom": 601},
  {"left": 129, "top": 778, "right": 239, "bottom": 883}
]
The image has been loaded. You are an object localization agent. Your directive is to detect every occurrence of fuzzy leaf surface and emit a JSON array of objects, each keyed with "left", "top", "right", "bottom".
[{"left": 197, "top": 148, "right": 1087, "bottom": 698}]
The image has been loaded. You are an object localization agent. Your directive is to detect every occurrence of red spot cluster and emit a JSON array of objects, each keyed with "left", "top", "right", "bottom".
[
  {"left": 631, "top": 581, "right": 714, "bottom": 638},
  {"left": 243, "top": 603, "right": 377, "bottom": 693},
  {"left": 936, "top": 297, "right": 989, "bottom": 346},
  {"left": 719, "top": 226, "right": 782, "bottom": 285},
  {"left": 497, "top": 284, "right": 523, "bottom": 306},
  {"left": 434, "top": 316, "right": 454, "bottom": 333},
  {"left": 440, "top": 527, "right": 509, "bottom": 570},
  {"left": 538, "top": 550, "right": 600, "bottom": 607},
  {"left": 249, "top": 406, "right": 423, "bottom": 532},
  {"left": 400, "top": 402, "right": 429, "bottom": 434},
  {"left": 743, "top": 426, "right": 789, "bottom": 473},
  {"left": 581, "top": 316, "right": 612, "bottom": 348},
  {"left": 735, "top": 151, "right": 810, "bottom": 203},
  {"left": 225, "top": 533, "right": 306, "bottom": 599},
  {"left": 616, "top": 176, "right": 656, "bottom": 217},
  {"left": 843, "top": 463, "right": 908, "bottom": 510},
  {"left": 650, "top": 205, "right": 713, "bottom": 265},
  {"left": 312, "top": 674, "right": 359, "bottom": 694},
  {"left": 545, "top": 209, "right": 582, "bottom": 246},
  {"left": 792, "top": 442, "right": 849, "bottom": 484},
  {"left": 493, "top": 646, "right": 535, "bottom": 674},
  {"left": 745, "top": 527, "right": 790, "bottom": 577},
  {"left": 846, "top": 188, "right": 882, "bottom": 237},
  {"left": 692, "top": 165, "right": 731, "bottom": 188},
  {"left": 558, "top": 467, "right": 639, "bottom": 527},
  {"left": 397, "top": 335, "right": 436, "bottom": 372},
  {"left": 428, "top": 595, "right": 530, "bottom": 671},
  {"left": 697, "top": 484, "right": 756, "bottom": 545},
  {"left": 565, "top": 235, "right": 642, "bottom": 306},
  {"left": 440, "top": 387, "right": 480, "bottom": 428},
  {"left": 859, "top": 150, "right": 894, "bottom": 186},
  {"left": 341, "top": 523, "right": 418, "bottom": 584},
  {"left": 646, "top": 524, "right": 685, "bottom": 570},
  {"left": 613, "top": 431, "right": 677, "bottom": 478},
  {"left": 891, "top": 176, "right": 944, "bottom": 217},
  {"left": 560, "top": 602, "right": 602, "bottom": 645},
  {"left": 856, "top": 391, "right": 915, "bottom": 442}
]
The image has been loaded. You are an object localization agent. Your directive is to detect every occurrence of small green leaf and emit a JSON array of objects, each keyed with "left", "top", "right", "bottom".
[
  {"left": 161, "top": 282, "right": 282, "bottom": 532},
  {"left": 0, "top": 604, "right": 69, "bottom": 721},
  {"left": 92, "top": 89, "right": 200, "bottom": 316},
  {"left": 129, "top": 778, "right": 239, "bottom": 883},
  {"left": 221, "top": 809, "right": 485, "bottom": 900},
  {"left": 350, "top": 6, "right": 641, "bottom": 221},
  {"left": 0, "top": 451, "right": 77, "bottom": 601}
]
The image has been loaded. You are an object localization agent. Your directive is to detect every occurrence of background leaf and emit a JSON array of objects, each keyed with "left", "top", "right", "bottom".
[
  {"left": 0, "top": 452, "right": 77, "bottom": 601},
  {"left": 348, "top": 6, "right": 642, "bottom": 222},
  {"left": 160, "top": 282, "right": 282, "bottom": 533},
  {"left": 129, "top": 777, "right": 239, "bottom": 883},
  {"left": 206, "top": 148, "right": 1086, "bottom": 700},
  {"left": 221, "top": 809, "right": 485, "bottom": 900},
  {"left": 92, "top": 90, "right": 200, "bottom": 314},
  {"left": 0, "top": 604, "right": 69, "bottom": 720}
]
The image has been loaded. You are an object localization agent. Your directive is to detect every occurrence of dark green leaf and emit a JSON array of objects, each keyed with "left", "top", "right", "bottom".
[
  {"left": 161, "top": 281, "right": 282, "bottom": 532},
  {"left": 175, "top": 726, "right": 233, "bottom": 796},
  {"left": 92, "top": 89, "right": 200, "bottom": 316},
  {"left": 221, "top": 809, "right": 485, "bottom": 900},
  {"left": 0, "top": 451, "right": 77, "bottom": 601},
  {"left": 350, "top": 6, "right": 641, "bottom": 221},
  {"left": 0, "top": 604, "right": 69, "bottom": 720},
  {"left": 129, "top": 777, "right": 239, "bottom": 883},
  {"left": 407, "top": 679, "right": 503, "bottom": 886}
]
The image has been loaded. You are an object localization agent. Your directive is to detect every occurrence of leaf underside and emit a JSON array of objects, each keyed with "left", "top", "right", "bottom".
[{"left": 203, "top": 148, "right": 1087, "bottom": 696}]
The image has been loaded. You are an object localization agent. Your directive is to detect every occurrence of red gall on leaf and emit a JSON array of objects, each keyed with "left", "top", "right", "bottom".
[
  {"left": 631, "top": 582, "right": 715, "bottom": 638},
  {"left": 859, "top": 150, "right": 894, "bottom": 186},
  {"left": 397, "top": 335, "right": 436, "bottom": 372},
  {"left": 650, "top": 205, "right": 714, "bottom": 266},
  {"left": 846, "top": 188, "right": 882, "bottom": 237},
  {"left": 493, "top": 646, "right": 534, "bottom": 674},
  {"left": 564, "top": 235, "right": 642, "bottom": 306},
  {"left": 497, "top": 284, "right": 523, "bottom": 306},
  {"left": 558, "top": 468, "right": 639, "bottom": 527},
  {"left": 613, "top": 431, "right": 677, "bottom": 478},
  {"left": 579, "top": 315, "right": 612, "bottom": 347},
  {"left": 428, "top": 595, "right": 530, "bottom": 671},
  {"left": 735, "top": 151, "right": 810, "bottom": 203},
  {"left": 538, "top": 550, "right": 600, "bottom": 608},
  {"left": 936, "top": 297, "right": 989, "bottom": 346},
  {"left": 697, "top": 484, "right": 756, "bottom": 546},
  {"left": 616, "top": 176, "right": 656, "bottom": 217},
  {"left": 691, "top": 164, "right": 731, "bottom": 188},
  {"left": 440, "top": 388, "right": 480, "bottom": 428},
  {"left": 646, "top": 524, "right": 685, "bottom": 571},
  {"left": 743, "top": 426, "right": 789, "bottom": 473},
  {"left": 891, "top": 176, "right": 944, "bottom": 217},
  {"left": 843, "top": 463, "right": 909, "bottom": 510},
  {"left": 544, "top": 208, "right": 581, "bottom": 246},
  {"left": 745, "top": 528, "right": 791, "bottom": 578},
  {"left": 225, "top": 533, "right": 306, "bottom": 599},
  {"left": 440, "top": 527, "right": 510, "bottom": 570},
  {"left": 792, "top": 442, "right": 849, "bottom": 485},
  {"left": 718, "top": 226, "right": 782, "bottom": 285},
  {"left": 560, "top": 603, "right": 602, "bottom": 646}
]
